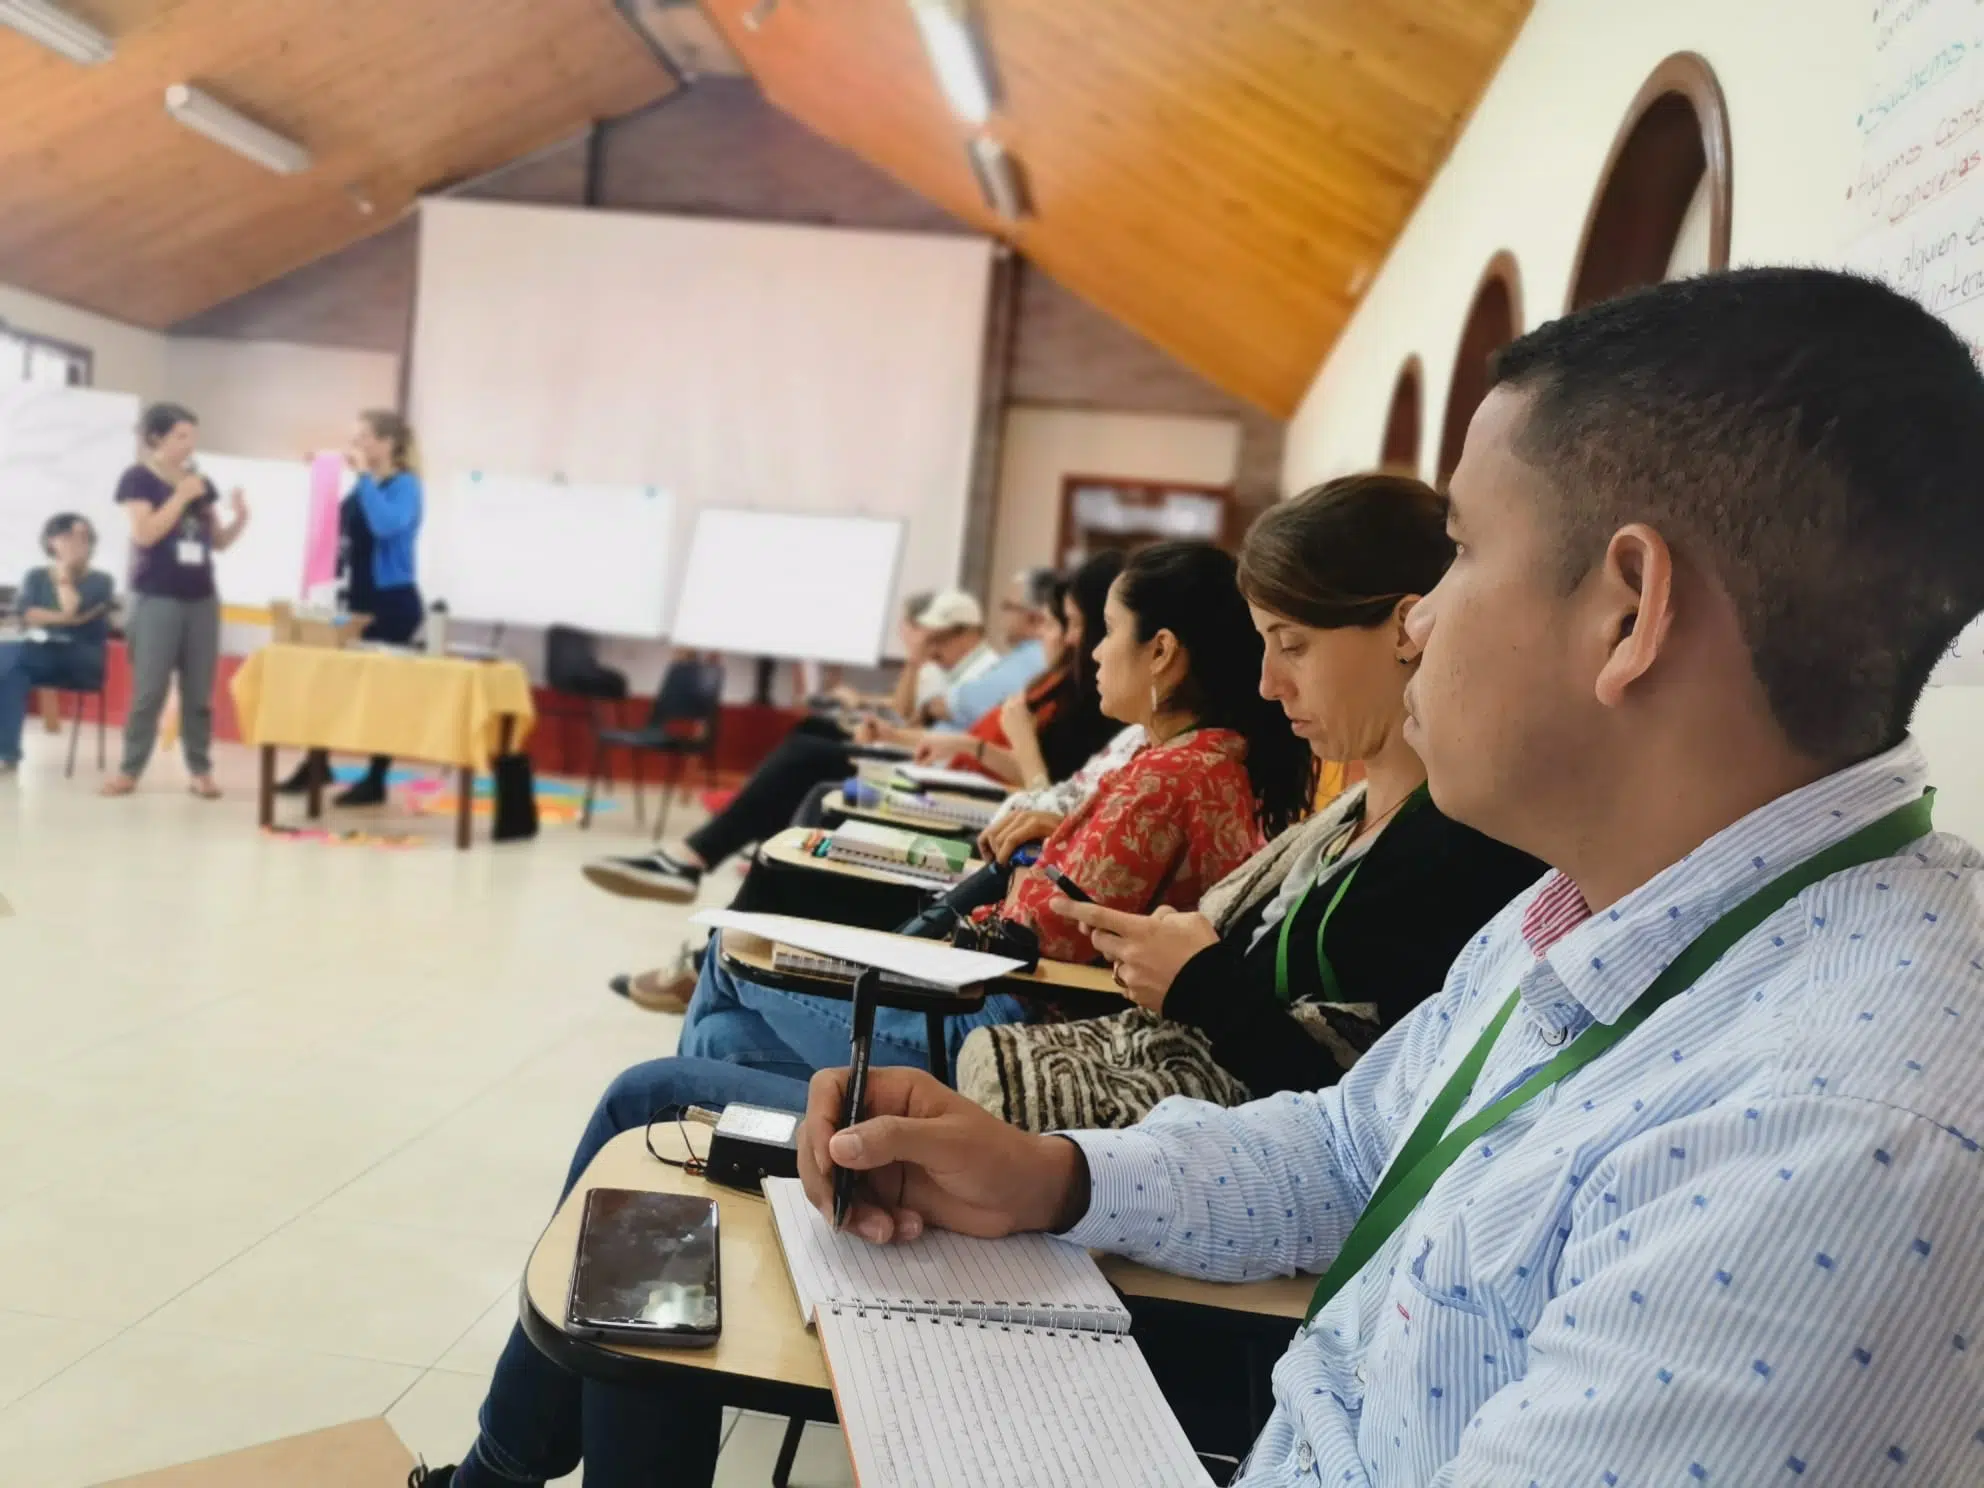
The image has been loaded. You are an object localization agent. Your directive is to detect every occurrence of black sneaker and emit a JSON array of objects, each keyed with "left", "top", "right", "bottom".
[
  {"left": 333, "top": 777, "right": 389, "bottom": 808},
  {"left": 582, "top": 850, "right": 702, "bottom": 903},
  {"left": 407, "top": 1463, "right": 455, "bottom": 1487}
]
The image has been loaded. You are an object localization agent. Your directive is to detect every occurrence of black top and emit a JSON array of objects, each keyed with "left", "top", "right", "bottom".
[
  {"left": 1161, "top": 797, "right": 1545, "bottom": 1099},
  {"left": 336, "top": 489, "right": 377, "bottom": 615}
]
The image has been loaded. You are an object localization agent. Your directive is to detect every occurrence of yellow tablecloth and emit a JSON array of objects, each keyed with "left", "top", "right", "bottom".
[{"left": 230, "top": 645, "right": 535, "bottom": 774}]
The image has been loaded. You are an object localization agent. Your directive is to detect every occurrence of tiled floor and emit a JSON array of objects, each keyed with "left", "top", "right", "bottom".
[{"left": 0, "top": 734, "right": 854, "bottom": 1487}]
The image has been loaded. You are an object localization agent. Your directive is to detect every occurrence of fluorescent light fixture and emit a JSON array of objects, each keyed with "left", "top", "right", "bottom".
[
  {"left": 967, "top": 134, "right": 1030, "bottom": 221},
  {"left": 164, "top": 84, "right": 312, "bottom": 176},
  {"left": 0, "top": 0, "right": 112, "bottom": 64},
  {"left": 908, "top": 0, "right": 993, "bottom": 126}
]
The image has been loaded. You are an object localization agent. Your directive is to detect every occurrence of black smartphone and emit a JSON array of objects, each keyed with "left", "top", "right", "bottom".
[
  {"left": 1042, "top": 865, "right": 1094, "bottom": 903},
  {"left": 566, "top": 1189, "right": 721, "bottom": 1348}
]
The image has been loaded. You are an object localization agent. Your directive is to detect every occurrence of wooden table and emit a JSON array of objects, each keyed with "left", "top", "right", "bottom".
[
  {"left": 230, "top": 644, "right": 535, "bottom": 850},
  {"left": 521, "top": 1127, "right": 1310, "bottom": 1479}
]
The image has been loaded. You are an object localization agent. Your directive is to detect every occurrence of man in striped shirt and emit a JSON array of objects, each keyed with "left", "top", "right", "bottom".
[{"left": 800, "top": 269, "right": 1984, "bottom": 1484}]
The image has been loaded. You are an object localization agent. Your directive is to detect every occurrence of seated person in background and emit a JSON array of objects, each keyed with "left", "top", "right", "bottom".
[
  {"left": 920, "top": 565, "right": 1058, "bottom": 728},
  {"left": 672, "top": 540, "right": 1314, "bottom": 1081},
  {"left": 0, "top": 514, "right": 114, "bottom": 774},
  {"left": 958, "top": 474, "right": 1544, "bottom": 1131},
  {"left": 826, "top": 588, "right": 1000, "bottom": 722},
  {"left": 786, "top": 269, "right": 1984, "bottom": 1486},
  {"left": 857, "top": 553, "right": 1120, "bottom": 789},
  {"left": 608, "top": 557, "right": 1124, "bottom": 1013},
  {"left": 581, "top": 589, "right": 994, "bottom": 904}
]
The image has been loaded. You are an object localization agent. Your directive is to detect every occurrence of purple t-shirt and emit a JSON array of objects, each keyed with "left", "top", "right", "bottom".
[{"left": 116, "top": 464, "right": 216, "bottom": 601}]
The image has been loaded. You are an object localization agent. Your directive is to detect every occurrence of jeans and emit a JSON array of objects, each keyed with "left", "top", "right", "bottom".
[
  {"left": 685, "top": 717, "right": 853, "bottom": 868},
  {"left": 0, "top": 640, "right": 101, "bottom": 765},
  {"left": 458, "top": 1057, "right": 814, "bottom": 1488},
  {"left": 676, "top": 937, "right": 1028, "bottom": 1079}
]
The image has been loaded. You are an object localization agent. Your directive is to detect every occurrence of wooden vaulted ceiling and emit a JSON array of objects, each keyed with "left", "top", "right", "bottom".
[
  {"left": 0, "top": 0, "right": 671, "bottom": 329},
  {"left": 703, "top": 0, "right": 1532, "bottom": 415}
]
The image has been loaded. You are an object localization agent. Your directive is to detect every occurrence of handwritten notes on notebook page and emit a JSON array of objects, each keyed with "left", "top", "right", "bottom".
[
  {"left": 818, "top": 1308, "right": 1212, "bottom": 1488},
  {"left": 1845, "top": 0, "right": 1984, "bottom": 681},
  {"left": 764, "top": 1178, "right": 1128, "bottom": 1331}
]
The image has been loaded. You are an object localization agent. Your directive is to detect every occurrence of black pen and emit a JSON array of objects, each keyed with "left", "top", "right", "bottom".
[{"left": 832, "top": 967, "right": 879, "bottom": 1229}]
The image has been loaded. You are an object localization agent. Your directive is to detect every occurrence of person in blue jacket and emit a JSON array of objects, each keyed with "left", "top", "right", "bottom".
[{"left": 277, "top": 408, "right": 424, "bottom": 806}]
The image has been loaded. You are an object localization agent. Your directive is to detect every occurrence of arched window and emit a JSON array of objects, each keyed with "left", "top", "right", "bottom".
[
  {"left": 1438, "top": 253, "right": 1520, "bottom": 484},
  {"left": 1380, "top": 357, "right": 1422, "bottom": 475},
  {"left": 1569, "top": 52, "right": 1732, "bottom": 311}
]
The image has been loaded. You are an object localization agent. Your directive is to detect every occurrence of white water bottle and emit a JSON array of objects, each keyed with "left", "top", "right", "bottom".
[{"left": 425, "top": 600, "right": 450, "bottom": 656}]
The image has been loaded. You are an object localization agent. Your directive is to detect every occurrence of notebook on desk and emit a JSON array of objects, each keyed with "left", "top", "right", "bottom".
[{"left": 764, "top": 1179, "right": 1210, "bottom": 1487}]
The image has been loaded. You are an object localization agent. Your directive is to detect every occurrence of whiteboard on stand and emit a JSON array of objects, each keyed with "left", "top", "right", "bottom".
[
  {"left": 430, "top": 471, "right": 676, "bottom": 637},
  {"left": 671, "top": 509, "right": 905, "bottom": 666},
  {"left": 1842, "top": 0, "right": 1984, "bottom": 685},
  {"left": 201, "top": 454, "right": 313, "bottom": 608},
  {"left": 0, "top": 385, "right": 139, "bottom": 587}
]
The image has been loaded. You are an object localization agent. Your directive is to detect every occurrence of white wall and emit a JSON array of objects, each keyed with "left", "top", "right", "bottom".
[
  {"left": 164, "top": 338, "right": 400, "bottom": 461},
  {"left": 989, "top": 406, "right": 1241, "bottom": 590},
  {"left": 1281, "top": 0, "right": 1984, "bottom": 842},
  {"left": 0, "top": 281, "right": 167, "bottom": 403}
]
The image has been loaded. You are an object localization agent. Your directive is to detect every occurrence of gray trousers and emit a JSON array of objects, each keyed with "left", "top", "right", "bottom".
[{"left": 122, "top": 593, "right": 220, "bottom": 778}]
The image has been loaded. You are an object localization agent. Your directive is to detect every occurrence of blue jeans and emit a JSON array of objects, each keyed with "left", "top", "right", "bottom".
[
  {"left": 458, "top": 1057, "right": 814, "bottom": 1488},
  {"left": 675, "top": 936, "right": 1028, "bottom": 1079},
  {"left": 0, "top": 640, "right": 101, "bottom": 765}
]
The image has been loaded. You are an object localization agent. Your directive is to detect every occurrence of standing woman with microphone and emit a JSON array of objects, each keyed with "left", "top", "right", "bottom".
[
  {"left": 277, "top": 408, "right": 425, "bottom": 806},
  {"left": 104, "top": 402, "right": 248, "bottom": 799}
]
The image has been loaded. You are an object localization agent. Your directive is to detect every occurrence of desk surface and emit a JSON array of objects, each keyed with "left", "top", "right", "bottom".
[
  {"left": 717, "top": 926, "right": 1125, "bottom": 1001},
  {"left": 759, "top": 826, "right": 985, "bottom": 892},
  {"left": 524, "top": 1126, "right": 1310, "bottom": 1400},
  {"left": 822, "top": 789, "right": 985, "bottom": 840}
]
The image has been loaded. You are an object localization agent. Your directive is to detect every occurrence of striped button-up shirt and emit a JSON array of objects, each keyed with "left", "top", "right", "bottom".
[{"left": 1065, "top": 739, "right": 1984, "bottom": 1485}]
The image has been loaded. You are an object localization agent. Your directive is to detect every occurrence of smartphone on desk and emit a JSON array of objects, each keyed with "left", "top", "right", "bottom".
[
  {"left": 1041, "top": 865, "right": 1095, "bottom": 903},
  {"left": 566, "top": 1189, "right": 721, "bottom": 1348}
]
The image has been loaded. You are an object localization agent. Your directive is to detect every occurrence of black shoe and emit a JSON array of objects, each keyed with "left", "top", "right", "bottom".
[
  {"left": 407, "top": 1464, "right": 455, "bottom": 1487},
  {"left": 582, "top": 851, "right": 702, "bottom": 903},
  {"left": 333, "top": 776, "right": 389, "bottom": 808},
  {"left": 273, "top": 757, "right": 328, "bottom": 796}
]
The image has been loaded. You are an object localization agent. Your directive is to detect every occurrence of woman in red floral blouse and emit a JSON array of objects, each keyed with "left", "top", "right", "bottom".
[{"left": 675, "top": 541, "right": 1315, "bottom": 1076}]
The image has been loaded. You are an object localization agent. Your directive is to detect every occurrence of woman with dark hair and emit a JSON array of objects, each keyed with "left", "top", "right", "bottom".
[
  {"left": 603, "top": 555, "right": 1127, "bottom": 1015},
  {"left": 276, "top": 408, "right": 425, "bottom": 806},
  {"left": 671, "top": 539, "right": 1312, "bottom": 1078},
  {"left": 104, "top": 401, "right": 248, "bottom": 799},
  {"left": 956, "top": 474, "right": 1547, "bottom": 1131},
  {"left": 0, "top": 513, "right": 114, "bottom": 773}
]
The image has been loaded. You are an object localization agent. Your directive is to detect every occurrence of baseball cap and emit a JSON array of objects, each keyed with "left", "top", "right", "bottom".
[{"left": 914, "top": 590, "right": 984, "bottom": 631}]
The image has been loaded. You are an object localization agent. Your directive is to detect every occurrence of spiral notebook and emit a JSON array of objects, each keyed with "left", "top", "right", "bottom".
[
  {"left": 765, "top": 1180, "right": 1209, "bottom": 1488},
  {"left": 763, "top": 1177, "right": 1129, "bottom": 1332}
]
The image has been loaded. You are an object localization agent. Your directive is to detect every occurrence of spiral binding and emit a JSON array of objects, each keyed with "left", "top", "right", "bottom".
[
  {"left": 827, "top": 1294, "right": 1130, "bottom": 1335},
  {"left": 830, "top": 1303, "right": 1127, "bottom": 1341}
]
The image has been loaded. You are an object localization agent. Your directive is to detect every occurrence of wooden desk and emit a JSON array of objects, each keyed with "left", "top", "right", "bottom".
[
  {"left": 759, "top": 826, "right": 985, "bottom": 892},
  {"left": 522, "top": 1128, "right": 1309, "bottom": 1423}
]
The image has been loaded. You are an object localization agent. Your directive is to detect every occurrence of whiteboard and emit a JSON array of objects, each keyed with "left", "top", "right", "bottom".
[
  {"left": 1842, "top": 0, "right": 1984, "bottom": 684},
  {"left": 201, "top": 454, "right": 312, "bottom": 607},
  {"left": 671, "top": 509, "right": 904, "bottom": 665},
  {"left": 0, "top": 385, "right": 138, "bottom": 588},
  {"left": 428, "top": 471, "right": 676, "bottom": 637}
]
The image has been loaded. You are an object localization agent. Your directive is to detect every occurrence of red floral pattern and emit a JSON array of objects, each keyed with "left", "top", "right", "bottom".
[{"left": 985, "top": 727, "right": 1266, "bottom": 963}]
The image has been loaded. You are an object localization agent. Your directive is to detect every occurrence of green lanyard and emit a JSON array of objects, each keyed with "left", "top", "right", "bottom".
[
  {"left": 1274, "top": 785, "right": 1428, "bottom": 1006},
  {"left": 1302, "top": 789, "right": 1935, "bottom": 1323}
]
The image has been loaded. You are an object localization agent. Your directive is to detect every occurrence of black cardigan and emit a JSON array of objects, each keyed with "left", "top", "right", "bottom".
[{"left": 1161, "top": 798, "right": 1545, "bottom": 1099}]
